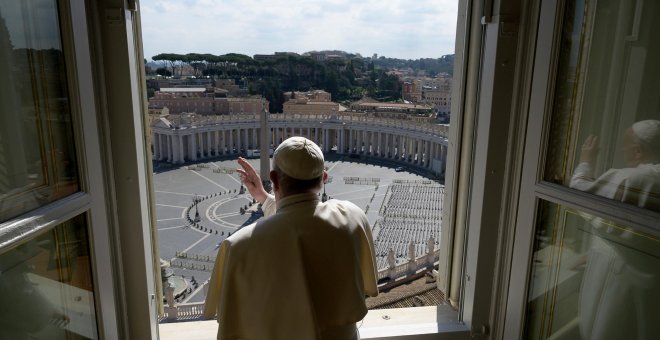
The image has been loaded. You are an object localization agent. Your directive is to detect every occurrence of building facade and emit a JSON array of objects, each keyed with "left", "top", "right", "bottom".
[
  {"left": 149, "top": 88, "right": 266, "bottom": 115},
  {"left": 151, "top": 113, "right": 448, "bottom": 176}
]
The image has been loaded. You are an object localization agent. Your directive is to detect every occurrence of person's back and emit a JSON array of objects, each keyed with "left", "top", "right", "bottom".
[{"left": 204, "top": 137, "right": 378, "bottom": 340}]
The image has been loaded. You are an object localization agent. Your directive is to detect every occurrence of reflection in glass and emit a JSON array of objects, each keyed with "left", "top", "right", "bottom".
[
  {"left": 525, "top": 201, "right": 660, "bottom": 340},
  {"left": 0, "top": 214, "right": 97, "bottom": 339},
  {"left": 544, "top": 0, "right": 660, "bottom": 212},
  {"left": 0, "top": 0, "right": 79, "bottom": 222}
]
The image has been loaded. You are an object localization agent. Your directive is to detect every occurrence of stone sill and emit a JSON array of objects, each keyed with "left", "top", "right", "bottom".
[{"left": 159, "top": 305, "right": 469, "bottom": 340}]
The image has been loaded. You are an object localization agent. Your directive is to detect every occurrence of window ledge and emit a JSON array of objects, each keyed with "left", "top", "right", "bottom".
[{"left": 158, "top": 306, "right": 469, "bottom": 340}]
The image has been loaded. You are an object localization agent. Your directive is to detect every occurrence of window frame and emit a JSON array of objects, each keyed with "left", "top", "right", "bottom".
[
  {"left": 503, "top": 0, "right": 660, "bottom": 338},
  {"left": 85, "top": 0, "right": 161, "bottom": 338},
  {"left": 94, "top": 0, "right": 555, "bottom": 338},
  {"left": 0, "top": 0, "right": 121, "bottom": 338}
]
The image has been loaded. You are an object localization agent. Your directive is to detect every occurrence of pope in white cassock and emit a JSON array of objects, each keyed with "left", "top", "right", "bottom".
[
  {"left": 204, "top": 137, "right": 378, "bottom": 340},
  {"left": 570, "top": 120, "right": 660, "bottom": 340}
]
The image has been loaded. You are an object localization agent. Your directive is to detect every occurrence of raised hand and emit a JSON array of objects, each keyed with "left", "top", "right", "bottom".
[
  {"left": 580, "top": 135, "right": 599, "bottom": 164},
  {"left": 236, "top": 157, "right": 268, "bottom": 203}
]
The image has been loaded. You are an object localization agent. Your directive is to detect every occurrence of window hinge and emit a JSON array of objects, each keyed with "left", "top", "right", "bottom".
[
  {"left": 127, "top": 0, "right": 138, "bottom": 12},
  {"left": 481, "top": 0, "right": 494, "bottom": 24},
  {"left": 471, "top": 324, "right": 489, "bottom": 338}
]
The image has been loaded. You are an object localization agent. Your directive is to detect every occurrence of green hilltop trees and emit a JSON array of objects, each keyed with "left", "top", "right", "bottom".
[{"left": 148, "top": 52, "right": 454, "bottom": 112}]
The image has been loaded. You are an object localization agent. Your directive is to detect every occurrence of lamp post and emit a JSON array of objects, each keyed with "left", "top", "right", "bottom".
[{"left": 192, "top": 194, "right": 201, "bottom": 223}]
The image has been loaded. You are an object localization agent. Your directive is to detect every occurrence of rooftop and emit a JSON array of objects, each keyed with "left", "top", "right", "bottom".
[{"left": 160, "top": 88, "right": 208, "bottom": 93}]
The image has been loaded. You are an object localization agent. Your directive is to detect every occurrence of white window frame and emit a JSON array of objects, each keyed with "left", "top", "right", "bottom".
[
  {"left": 503, "top": 0, "right": 660, "bottom": 338},
  {"left": 0, "top": 0, "right": 121, "bottom": 338}
]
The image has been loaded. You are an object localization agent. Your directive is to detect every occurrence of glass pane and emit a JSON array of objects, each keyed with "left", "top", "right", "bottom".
[
  {"left": 0, "top": 214, "right": 98, "bottom": 339},
  {"left": 544, "top": 0, "right": 660, "bottom": 212},
  {"left": 525, "top": 200, "right": 660, "bottom": 340},
  {"left": 0, "top": 0, "right": 79, "bottom": 222}
]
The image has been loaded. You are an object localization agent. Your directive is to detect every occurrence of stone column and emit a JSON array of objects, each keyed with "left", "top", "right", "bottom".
[
  {"left": 229, "top": 129, "right": 234, "bottom": 154},
  {"left": 441, "top": 144, "right": 447, "bottom": 167},
  {"left": 348, "top": 129, "right": 353, "bottom": 153},
  {"left": 359, "top": 130, "right": 367, "bottom": 154},
  {"left": 198, "top": 132, "right": 204, "bottom": 158},
  {"left": 241, "top": 128, "right": 246, "bottom": 151},
  {"left": 384, "top": 132, "right": 389, "bottom": 158},
  {"left": 427, "top": 141, "right": 432, "bottom": 168},
  {"left": 393, "top": 134, "right": 398, "bottom": 159},
  {"left": 198, "top": 132, "right": 203, "bottom": 158},
  {"left": 155, "top": 133, "right": 161, "bottom": 160},
  {"left": 323, "top": 129, "right": 329, "bottom": 152},
  {"left": 236, "top": 128, "right": 242, "bottom": 153},
  {"left": 377, "top": 132, "right": 382, "bottom": 157},
  {"left": 395, "top": 135, "right": 400, "bottom": 159},
  {"left": 190, "top": 133, "right": 198, "bottom": 161},
  {"left": 178, "top": 134, "right": 184, "bottom": 163},
  {"left": 411, "top": 139, "right": 416, "bottom": 163},
  {"left": 166, "top": 135, "right": 172, "bottom": 162},
  {"left": 370, "top": 131, "right": 375, "bottom": 155},
  {"left": 358, "top": 130, "right": 363, "bottom": 153},
  {"left": 155, "top": 134, "right": 161, "bottom": 160},
  {"left": 152, "top": 132, "right": 159, "bottom": 160},
  {"left": 206, "top": 131, "right": 210, "bottom": 157},
  {"left": 213, "top": 130, "right": 219, "bottom": 157},
  {"left": 338, "top": 129, "right": 344, "bottom": 154},
  {"left": 384, "top": 133, "right": 389, "bottom": 158},
  {"left": 259, "top": 110, "right": 270, "bottom": 180}
]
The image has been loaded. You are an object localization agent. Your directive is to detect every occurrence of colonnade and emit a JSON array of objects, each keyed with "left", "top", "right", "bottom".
[{"left": 152, "top": 114, "right": 448, "bottom": 175}]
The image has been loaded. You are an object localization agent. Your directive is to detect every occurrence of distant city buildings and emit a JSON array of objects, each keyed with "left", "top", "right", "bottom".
[
  {"left": 402, "top": 75, "right": 453, "bottom": 117},
  {"left": 282, "top": 90, "right": 347, "bottom": 116},
  {"left": 350, "top": 97, "right": 434, "bottom": 115},
  {"left": 253, "top": 52, "right": 300, "bottom": 61},
  {"left": 149, "top": 89, "right": 266, "bottom": 115}
]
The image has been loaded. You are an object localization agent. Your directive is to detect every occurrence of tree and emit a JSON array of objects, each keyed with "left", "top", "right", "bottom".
[
  {"left": 153, "top": 53, "right": 186, "bottom": 77},
  {"left": 185, "top": 53, "right": 206, "bottom": 77},
  {"left": 156, "top": 67, "right": 172, "bottom": 77}
]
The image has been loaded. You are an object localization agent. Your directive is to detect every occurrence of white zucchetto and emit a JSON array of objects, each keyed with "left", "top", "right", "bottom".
[
  {"left": 632, "top": 120, "right": 660, "bottom": 149},
  {"left": 273, "top": 136, "right": 325, "bottom": 180}
]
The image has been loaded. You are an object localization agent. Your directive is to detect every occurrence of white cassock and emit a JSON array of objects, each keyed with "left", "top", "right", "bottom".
[
  {"left": 570, "top": 162, "right": 660, "bottom": 340},
  {"left": 204, "top": 192, "right": 378, "bottom": 340}
]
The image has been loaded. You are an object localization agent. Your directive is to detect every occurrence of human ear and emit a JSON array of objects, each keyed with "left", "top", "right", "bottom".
[{"left": 269, "top": 170, "right": 279, "bottom": 191}]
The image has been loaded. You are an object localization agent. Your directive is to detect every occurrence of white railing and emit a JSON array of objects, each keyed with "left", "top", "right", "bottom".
[
  {"left": 162, "top": 302, "right": 206, "bottom": 321},
  {"left": 161, "top": 249, "right": 439, "bottom": 322},
  {"left": 376, "top": 249, "right": 440, "bottom": 281}
]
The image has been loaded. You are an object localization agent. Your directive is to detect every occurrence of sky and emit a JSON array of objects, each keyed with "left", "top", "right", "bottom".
[{"left": 140, "top": 0, "right": 459, "bottom": 61}]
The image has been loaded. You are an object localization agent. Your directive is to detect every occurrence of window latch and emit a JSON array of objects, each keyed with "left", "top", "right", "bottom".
[{"left": 471, "top": 324, "right": 489, "bottom": 338}]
